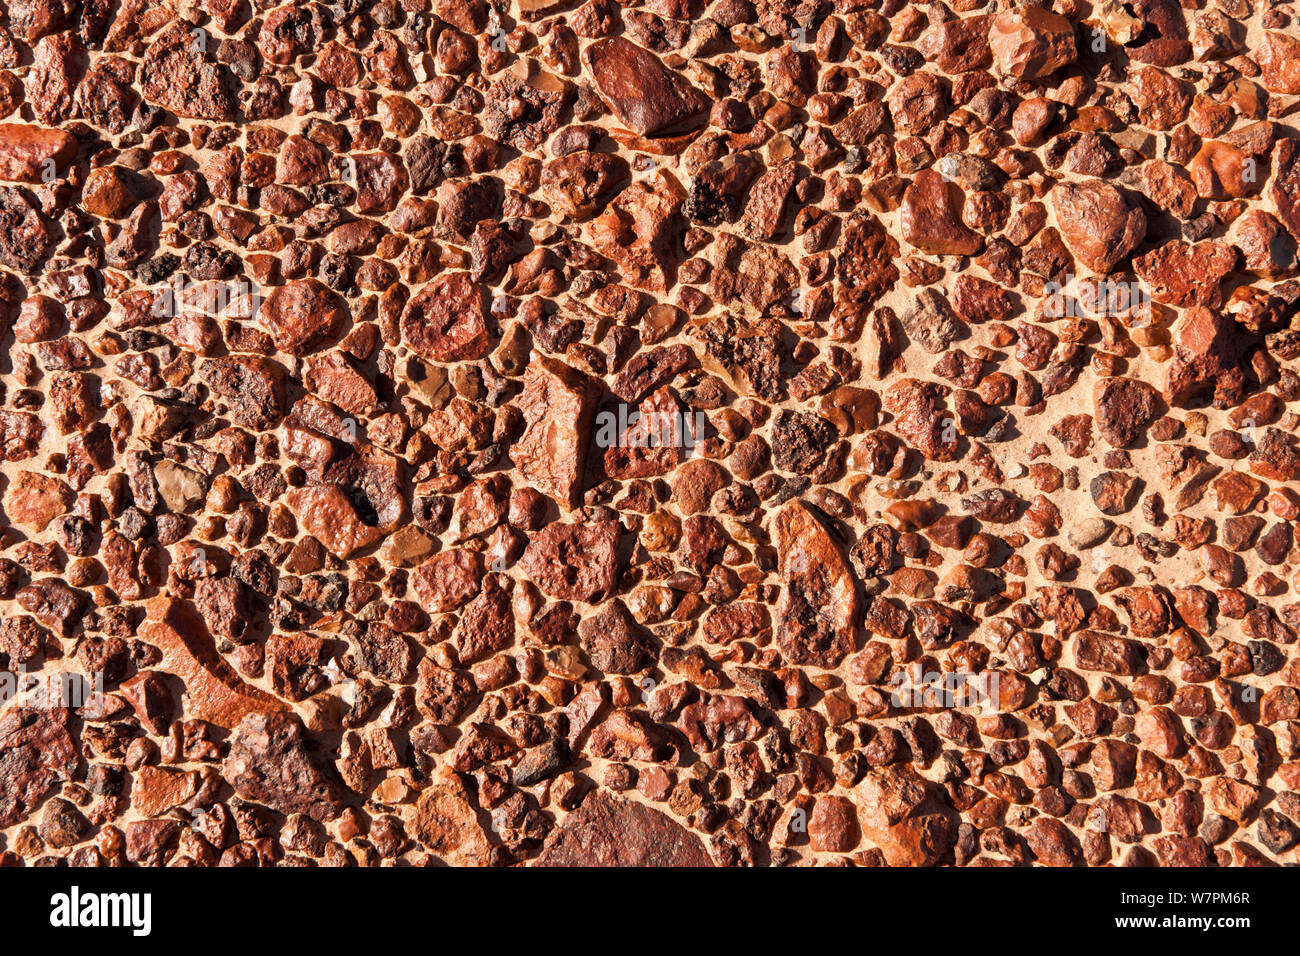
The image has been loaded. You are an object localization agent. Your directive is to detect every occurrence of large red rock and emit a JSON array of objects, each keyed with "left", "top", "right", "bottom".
[
  {"left": 513, "top": 356, "right": 597, "bottom": 510},
  {"left": 0, "top": 708, "right": 78, "bottom": 828},
  {"left": 1134, "top": 240, "right": 1238, "bottom": 308},
  {"left": 883, "top": 378, "right": 960, "bottom": 461},
  {"left": 140, "top": 21, "right": 238, "bottom": 121},
  {"left": 409, "top": 772, "right": 494, "bottom": 864},
  {"left": 1051, "top": 180, "right": 1146, "bottom": 273},
  {"left": 900, "top": 169, "right": 983, "bottom": 256},
  {"left": 535, "top": 790, "right": 713, "bottom": 865},
  {"left": 0, "top": 124, "right": 77, "bottom": 182},
  {"left": 1163, "top": 307, "right": 1245, "bottom": 409},
  {"left": 141, "top": 598, "right": 287, "bottom": 729},
  {"left": 3, "top": 470, "right": 72, "bottom": 532},
  {"left": 856, "top": 765, "right": 955, "bottom": 866},
  {"left": 259, "top": 279, "right": 348, "bottom": 356},
  {"left": 1270, "top": 139, "right": 1300, "bottom": 243},
  {"left": 224, "top": 712, "right": 342, "bottom": 821},
  {"left": 401, "top": 271, "right": 490, "bottom": 362},
  {"left": 1259, "top": 31, "right": 1300, "bottom": 95},
  {"left": 583, "top": 37, "right": 709, "bottom": 137},
  {"left": 519, "top": 520, "right": 619, "bottom": 602},
  {"left": 589, "top": 169, "right": 686, "bottom": 292},
  {"left": 989, "top": 7, "right": 1078, "bottom": 79},
  {"left": 1093, "top": 377, "right": 1159, "bottom": 449},
  {"left": 775, "top": 500, "right": 859, "bottom": 669}
]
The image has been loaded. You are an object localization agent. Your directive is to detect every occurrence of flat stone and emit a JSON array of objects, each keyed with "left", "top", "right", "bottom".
[
  {"left": 535, "top": 790, "right": 713, "bottom": 865},
  {"left": 583, "top": 37, "right": 709, "bottom": 138},
  {"left": 0, "top": 124, "right": 77, "bottom": 183},
  {"left": 1051, "top": 179, "right": 1146, "bottom": 274},
  {"left": 775, "top": 500, "right": 859, "bottom": 669},
  {"left": 142, "top": 598, "right": 287, "bottom": 729},
  {"left": 513, "top": 356, "right": 597, "bottom": 511}
]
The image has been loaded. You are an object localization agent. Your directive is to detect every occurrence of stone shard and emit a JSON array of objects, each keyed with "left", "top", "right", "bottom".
[
  {"left": 583, "top": 37, "right": 710, "bottom": 138},
  {"left": 142, "top": 598, "right": 287, "bottom": 729},
  {"left": 513, "top": 356, "right": 597, "bottom": 511},
  {"left": 224, "top": 711, "right": 342, "bottom": 821},
  {"left": 775, "top": 500, "right": 859, "bottom": 669},
  {"left": 1051, "top": 180, "right": 1146, "bottom": 273},
  {"left": 535, "top": 790, "right": 713, "bottom": 866}
]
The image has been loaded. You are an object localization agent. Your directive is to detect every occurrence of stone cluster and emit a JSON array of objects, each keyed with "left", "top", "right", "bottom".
[{"left": 0, "top": 0, "right": 1299, "bottom": 868}]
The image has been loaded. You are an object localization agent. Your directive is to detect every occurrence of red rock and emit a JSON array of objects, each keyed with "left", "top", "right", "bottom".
[
  {"left": 589, "top": 169, "right": 686, "bottom": 292},
  {"left": 1123, "top": 0, "right": 1191, "bottom": 67},
  {"left": 535, "top": 790, "right": 713, "bottom": 865},
  {"left": 883, "top": 377, "right": 959, "bottom": 462},
  {"left": 1205, "top": 777, "right": 1261, "bottom": 823},
  {"left": 353, "top": 153, "right": 409, "bottom": 214},
  {"left": 1134, "top": 240, "right": 1238, "bottom": 308},
  {"left": 1259, "top": 31, "right": 1300, "bottom": 95},
  {"left": 887, "top": 72, "right": 949, "bottom": 135},
  {"left": 1163, "top": 307, "right": 1245, "bottom": 409},
  {"left": 142, "top": 598, "right": 287, "bottom": 729},
  {"left": 989, "top": 7, "right": 1078, "bottom": 80},
  {"left": 3, "top": 470, "right": 72, "bottom": 532},
  {"left": 920, "top": 15, "right": 992, "bottom": 73},
  {"left": 260, "top": 279, "right": 348, "bottom": 356},
  {"left": 1190, "top": 141, "right": 1261, "bottom": 200},
  {"left": 0, "top": 411, "right": 42, "bottom": 462},
  {"left": 1074, "top": 630, "right": 1142, "bottom": 675},
  {"left": 132, "top": 765, "right": 199, "bottom": 818},
  {"left": 1127, "top": 66, "right": 1191, "bottom": 130},
  {"left": 276, "top": 134, "right": 330, "bottom": 186},
  {"left": 1270, "top": 139, "right": 1300, "bottom": 244},
  {"left": 1232, "top": 211, "right": 1296, "bottom": 276},
  {"left": 201, "top": 356, "right": 287, "bottom": 429},
  {"left": 140, "top": 21, "right": 238, "bottom": 121},
  {"left": 809, "top": 795, "right": 862, "bottom": 852},
  {"left": 856, "top": 765, "right": 955, "bottom": 866},
  {"left": 1051, "top": 180, "right": 1146, "bottom": 274},
  {"left": 583, "top": 37, "right": 709, "bottom": 137},
  {"left": 1136, "top": 707, "right": 1186, "bottom": 759},
  {"left": 1026, "top": 817, "right": 1082, "bottom": 866},
  {"left": 0, "top": 124, "right": 76, "bottom": 183},
  {"left": 0, "top": 185, "right": 52, "bottom": 274},
  {"left": 900, "top": 169, "right": 983, "bottom": 256},
  {"left": 1093, "top": 377, "right": 1159, "bottom": 449},
  {"left": 513, "top": 356, "right": 597, "bottom": 510},
  {"left": 224, "top": 711, "right": 342, "bottom": 821},
  {"left": 775, "top": 500, "right": 859, "bottom": 669},
  {"left": 401, "top": 271, "right": 490, "bottom": 362},
  {"left": 519, "top": 520, "right": 619, "bottom": 603},
  {"left": 302, "top": 352, "right": 378, "bottom": 417},
  {"left": 81, "top": 165, "right": 135, "bottom": 218},
  {"left": 410, "top": 773, "right": 493, "bottom": 865},
  {"left": 542, "top": 151, "right": 630, "bottom": 221},
  {"left": 0, "top": 708, "right": 78, "bottom": 827},
  {"left": 412, "top": 548, "right": 484, "bottom": 614}
]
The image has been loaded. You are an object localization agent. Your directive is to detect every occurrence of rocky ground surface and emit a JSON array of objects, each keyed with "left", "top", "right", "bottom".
[{"left": 0, "top": 0, "right": 1298, "bottom": 867}]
